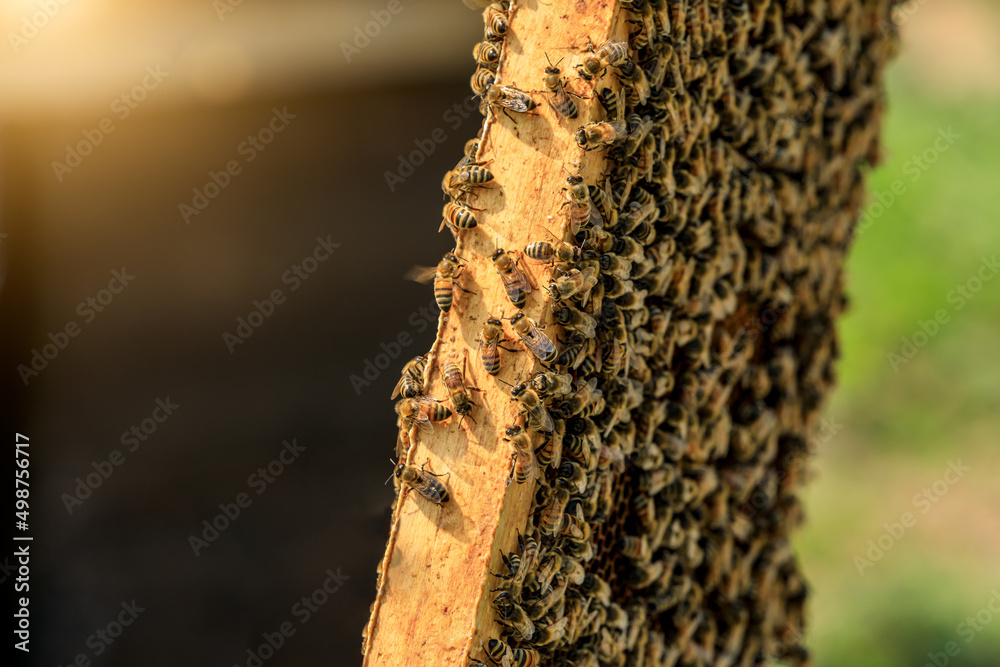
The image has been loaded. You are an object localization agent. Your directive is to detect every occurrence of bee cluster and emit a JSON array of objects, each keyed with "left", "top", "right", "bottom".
[{"left": 379, "top": 0, "right": 901, "bottom": 664}]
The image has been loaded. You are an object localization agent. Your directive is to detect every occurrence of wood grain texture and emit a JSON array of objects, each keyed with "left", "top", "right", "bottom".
[{"left": 362, "top": 1, "right": 625, "bottom": 664}]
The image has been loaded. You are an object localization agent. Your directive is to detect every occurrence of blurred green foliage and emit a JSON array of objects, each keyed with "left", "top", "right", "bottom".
[{"left": 796, "top": 11, "right": 1000, "bottom": 665}]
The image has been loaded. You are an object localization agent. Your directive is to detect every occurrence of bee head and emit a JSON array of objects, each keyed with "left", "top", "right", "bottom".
[{"left": 491, "top": 248, "right": 506, "bottom": 262}]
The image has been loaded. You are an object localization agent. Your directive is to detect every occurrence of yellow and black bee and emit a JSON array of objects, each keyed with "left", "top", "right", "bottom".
[
  {"left": 390, "top": 354, "right": 427, "bottom": 400},
  {"left": 394, "top": 462, "right": 449, "bottom": 504},
  {"left": 511, "top": 380, "right": 556, "bottom": 432},
  {"left": 493, "top": 591, "right": 536, "bottom": 640},
  {"left": 538, "top": 486, "right": 570, "bottom": 539},
  {"left": 576, "top": 120, "right": 628, "bottom": 150},
  {"left": 442, "top": 162, "right": 495, "bottom": 199},
  {"left": 394, "top": 397, "right": 452, "bottom": 435},
  {"left": 484, "top": 5, "right": 509, "bottom": 40},
  {"left": 524, "top": 240, "right": 582, "bottom": 266},
  {"left": 492, "top": 249, "right": 532, "bottom": 308},
  {"left": 578, "top": 38, "right": 630, "bottom": 80},
  {"left": 543, "top": 55, "right": 578, "bottom": 119},
  {"left": 440, "top": 201, "right": 481, "bottom": 233},
  {"left": 442, "top": 359, "right": 479, "bottom": 424},
  {"left": 473, "top": 40, "right": 501, "bottom": 68},
  {"left": 406, "top": 252, "right": 469, "bottom": 312},
  {"left": 478, "top": 317, "right": 514, "bottom": 376}
]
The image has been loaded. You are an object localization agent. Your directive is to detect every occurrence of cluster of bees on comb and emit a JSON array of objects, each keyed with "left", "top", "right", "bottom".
[{"left": 377, "top": 0, "right": 902, "bottom": 664}]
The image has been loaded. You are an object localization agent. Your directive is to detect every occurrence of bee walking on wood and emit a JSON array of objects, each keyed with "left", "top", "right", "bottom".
[
  {"left": 492, "top": 248, "right": 533, "bottom": 308},
  {"left": 394, "top": 462, "right": 449, "bottom": 504},
  {"left": 440, "top": 201, "right": 481, "bottom": 233},
  {"left": 406, "top": 252, "right": 471, "bottom": 312},
  {"left": 442, "top": 358, "right": 480, "bottom": 425},
  {"left": 576, "top": 120, "right": 628, "bottom": 150},
  {"left": 391, "top": 354, "right": 427, "bottom": 399},
  {"left": 578, "top": 38, "right": 630, "bottom": 80},
  {"left": 543, "top": 55, "right": 579, "bottom": 119},
  {"left": 484, "top": 5, "right": 509, "bottom": 40},
  {"left": 510, "top": 380, "right": 556, "bottom": 432},
  {"left": 524, "top": 239, "right": 582, "bottom": 267},
  {"left": 509, "top": 312, "right": 558, "bottom": 364},
  {"left": 563, "top": 174, "right": 605, "bottom": 232},
  {"left": 484, "top": 85, "right": 537, "bottom": 122},
  {"left": 477, "top": 317, "right": 515, "bottom": 376},
  {"left": 473, "top": 40, "right": 502, "bottom": 69},
  {"left": 442, "top": 162, "right": 495, "bottom": 200},
  {"left": 394, "top": 397, "right": 452, "bottom": 435}
]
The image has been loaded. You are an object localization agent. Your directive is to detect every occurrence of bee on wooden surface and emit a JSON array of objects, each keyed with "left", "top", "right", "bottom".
[
  {"left": 473, "top": 40, "right": 501, "bottom": 68},
  {"left": 406, "top": 251, "right": 468, "bottom": 312},
  {"left": 509, "top": 312, "right": 558, "bottom": 364},
  {"left": 440, "top": 200, "right": 481, "bottom": 233},
  {"left": 511, "top": 381, "right": 556, "bottom": 432},
  {"left": 543, "top": 55, "right": 579, "bottom": 119},
  {"left": 394, "top": 462, "right": 449, "bottom": 504},
  {"left": 484, "top": 5, "right": 509, "bottom": 40},
  {"left": 390, "top": 354, "right": 427, "bottom": 399},
  {"left": 470, "top": 67, "right": 497, "bottom": 96},
  {"left": 578, "top": 38, "right": 630, "bottom": 80},
  {"left": 442, "top": 359, "right": 479, "bottom": 424},
  {"left": 442, "top": 162, "right": 495, "bottom": 199},
  {"left": 512, "top": 447, "right": 538, "bottom": 485},
  {"left": 492, "top": 248, "right": 532, "bottom": 308},
  {"left": 394, "top": 397, "right": 452, "bottom": 434},
  {"left": 478, "top": 317, "right": 514, "bottom": 376},
  {"left": 538, "top": 486, "right": 570, "bottom": 538},
  {"left": 485, "top": 85, "right": 538, "bottom": 117},
  {"left": 535, "top": 418, "right": 564, "bottom": 469},
  {"left": 551, "top": 302, "right": 597, "bottom": 339},
  {"left": 531, "top": 371, "right": 573, "bottom": 398},
  {"left": 493, "top": 592, "right": 536, "bottom": 640},
  {"left": 524, "top": 240, "right": 582, "bottom": 266},
  {"left": 596, "top": 86, "right": 625, "bottom": 124},
  {"left": 576, "top": 120, "right": 628, "bottom": 150},
  {"left": 563, "top": 174, "right": 604, "bottom": 232}
]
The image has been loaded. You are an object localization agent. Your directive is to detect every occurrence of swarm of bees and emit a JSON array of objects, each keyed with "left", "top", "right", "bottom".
[{"left": 376, "top": 0, "right": 902, "bottom": 663}]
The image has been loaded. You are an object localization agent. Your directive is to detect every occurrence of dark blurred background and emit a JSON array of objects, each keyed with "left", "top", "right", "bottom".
[{"left": 1, "top": 1, "right": 998, "bottom": 666}]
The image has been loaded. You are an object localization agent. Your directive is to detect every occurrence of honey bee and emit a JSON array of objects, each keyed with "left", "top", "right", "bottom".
[
  {"left": 512, "top": 447, "right": 538, "bottom": 485},
  {"left": 531, "top": 370, "right": 573, "bottom": 397},
  {"left": 550, "top": 302, "right": 597, "bottom": 338},
  {"left": 599, "top": 253, "right": 632, "bottom": 279},
  {"left": 618, "top": 535, "right": 651, "bottom": 562},
  {"left": 493, "top": 592, "right": 536, "bottom": 640},
  {"left": 492, "top": 248, "right": 532, "bottom": 308},
  {"left": 406, "top": 252, "right": 468, "bottom": 312},
  {"left": 530, "top": 572, "right": 568, "bottom": 620},
  {"left": 485, "top": 5, "right": 509, "bottom": 40},
  {"left": 535, "top": 418, "right": 563, "bottom": 469},
  {"left": 394, "top": 462, "right": 449, "bottom": 504},
  {"left": 543, "top": 56, "right": 578, "bottom": 119},
  {"left": 524, "top": 240, "right": 582, "bottom": 266},
  {"left": 576, "top": 120, "right": 628, "bottom": 150},
  {"left": 443, "top": 162, "right": 496, "bottom": 200},
  {"left": 617, "top": 60, "right": 651, "bottom": 104},
  {"left": 390, "top": 354, "right": 427, "bottom": 399},
  {"left": 581, "top": 573, "right": 612, "bottom": 606},
  {"left": 588, "top": 182, "right": 619, "bottom": 227},
  {"left": 532, "top": 614, "right": 568, "bottom": 646},
  {"left": 478, "top": 317, "right": 513, "bottom": 376},
  {"left": 440, "top": 201, "right": 481, "bottom": 233},
  {"left": 556, "top": 378, "right": 600, "bottom": 417},
  {"left": 510, "top": 312, "right": 558, "bottom": 364},
  {"left": 596, "top": 86, "right": 625, "bottom": 122},
  {"left": 558, "top": 460, "right": 587, "bottom": 494},
  {"left": 563, "top": 175, "right": 605, "bottom": 232},
  {"left": 442, "top": 359, "right": 479, "bottom": 423},
  {"left": 473, "top": 40, "right": 501, "bottom": 68},
  {"left": 578, "top": 38, "right": 630, "bottom": 80},
  {"left": 538, "top": 486, "right": 570, "bottom": 538},
  {"left": 470, "top": 67, "right": 497, "bottom": 96},
  {"left": 485, "top": 638, "right": 538, "bottom": 667},
  {"left": 394, "top": 397, "right": 452, "bottom": 434},
  {"left": 561, "top": 417, "right": 596, "bottom": 468},
  {"left": 511, "top": 381, "right": 555, "bottom": 432},
  {"left": 485, "top": 85, "right": 538, "bottom": 116}
]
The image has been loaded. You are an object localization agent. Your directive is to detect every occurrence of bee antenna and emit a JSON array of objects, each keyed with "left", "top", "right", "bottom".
[{"left": 495, "top": 378, "right": 515, "bottom": 388}]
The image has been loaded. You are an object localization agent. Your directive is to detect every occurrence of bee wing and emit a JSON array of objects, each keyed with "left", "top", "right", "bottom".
[
  {"left": 587, "top": 197, "right": 604, "bottom": 229},
  {"left": 390, "top": 376, "right": 406, "bottom": 400},
  {"left": 408, "top": 409, "right": 434, "bottom": 434},
  {"left": 405, "top": 265, "right": 437, "bottom": 284},
  {"left": 533, "top": 404, "right": 556, "bottom": 433},
  {"left": 501, "top": 87, "right": 534, "bottom": 112},
  {"left": 580, "top": 266, "right": 599, "bottom": 290}
]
